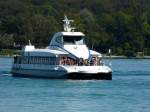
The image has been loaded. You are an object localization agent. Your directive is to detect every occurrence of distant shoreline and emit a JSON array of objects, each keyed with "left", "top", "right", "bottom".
[
  {"left": 0, "top": 55, "right": 13, "bottom": 58},
  {"left": 103, "top": 55, "right": 150, "bottom": 59}
]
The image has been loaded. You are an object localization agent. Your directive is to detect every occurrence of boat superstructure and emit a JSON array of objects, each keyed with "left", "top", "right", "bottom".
[{"left": 11, "top": 16, "right": 112, "bottom": 80}]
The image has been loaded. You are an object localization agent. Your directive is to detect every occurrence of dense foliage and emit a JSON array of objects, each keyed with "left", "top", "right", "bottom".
[{"left": 0, "top": 0, "right": 150, "bottom": 56}]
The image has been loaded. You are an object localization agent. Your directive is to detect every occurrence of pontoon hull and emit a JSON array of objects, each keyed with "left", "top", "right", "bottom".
[
  {"left": 11, "top": 68, "right": 112, "bottom": 80},
  {"left": 11, "top": 64, "right": 112, "bottom": 80},
  {"left": 67, "top": 72, "right": 112, "bottom": 80}
]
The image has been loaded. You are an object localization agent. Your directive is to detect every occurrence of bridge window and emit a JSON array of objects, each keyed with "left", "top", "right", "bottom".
[
  {"left": 56, "top": 36, "right": 63, "bottom": 44},
  {"left": 63, "top": 36, "right": 85, "bottom": 45}
]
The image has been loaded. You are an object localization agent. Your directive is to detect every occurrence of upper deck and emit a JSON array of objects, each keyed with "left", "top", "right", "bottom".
[
  {"left": 21, "top": 16, "right": 102, "bottom": 59},
  {"left": 49, "top": 16, "right": 85, "bottom": 47}
]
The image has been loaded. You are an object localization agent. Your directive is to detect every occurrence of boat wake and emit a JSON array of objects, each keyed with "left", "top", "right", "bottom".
[{"left": 0, "top": 71, "right": 12, "bottom": 76}]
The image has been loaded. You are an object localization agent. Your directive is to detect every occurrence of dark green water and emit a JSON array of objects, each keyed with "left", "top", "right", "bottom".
[{"left": 0, "top": 58, "right": 150, "bottom": 112}]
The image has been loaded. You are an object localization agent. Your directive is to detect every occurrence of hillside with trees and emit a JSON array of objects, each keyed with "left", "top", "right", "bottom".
[{"left": 0, "top": 0, "right": 150, "bottom": 56}]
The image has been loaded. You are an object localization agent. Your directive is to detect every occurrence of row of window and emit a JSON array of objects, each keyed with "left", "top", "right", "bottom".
[
  {"left": 14, "top": 56, "right": 58, "bottom": 65},
  {"left": 14, "top": 56, "right": 102, "bottom": 66}
]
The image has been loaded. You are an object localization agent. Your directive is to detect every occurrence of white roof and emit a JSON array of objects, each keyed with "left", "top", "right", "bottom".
[
  {"left": 22, "top": 45, "right": 35, "bottom": 52},
  {"left": 90, "top": 50, "right": 102, "bottom": 57},
  {"left": 23, "top": 48, "right": 68, "bottom": 57},
  {"left": 56, "top": 32, "right": 85, "bottom": 36}
]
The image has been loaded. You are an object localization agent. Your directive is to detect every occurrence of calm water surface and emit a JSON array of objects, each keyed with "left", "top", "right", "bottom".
[{"left": 0, "top": 57, "right": 150, "bottom": 112}]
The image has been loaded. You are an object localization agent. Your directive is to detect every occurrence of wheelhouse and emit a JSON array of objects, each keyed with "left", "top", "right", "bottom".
[{"left": 63, "top": 35, "right": 85, "bottom": 45}]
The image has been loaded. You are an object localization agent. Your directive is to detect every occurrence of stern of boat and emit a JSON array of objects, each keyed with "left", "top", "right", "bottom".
[{"left": 61, "top": 65, "right": 112, "bottom": 80}]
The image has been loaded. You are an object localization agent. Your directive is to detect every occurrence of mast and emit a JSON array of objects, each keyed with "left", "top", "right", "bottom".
[{"left": 62, "top": 16, "right": 75, "bottom": 32}]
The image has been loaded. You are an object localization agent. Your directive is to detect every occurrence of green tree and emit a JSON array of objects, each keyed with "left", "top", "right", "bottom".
[{"left": 0, "top": 34, "right": 14, "bottom": 49}]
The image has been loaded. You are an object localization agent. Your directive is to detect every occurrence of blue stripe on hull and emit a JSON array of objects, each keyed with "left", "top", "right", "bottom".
[{"left": 11, "top": 69, "right": 67, "bottom": 78}]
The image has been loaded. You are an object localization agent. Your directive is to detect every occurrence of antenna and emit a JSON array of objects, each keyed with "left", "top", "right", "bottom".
[
  {"left": 28, "top": 40, "right": 32, "bottom": 45},
  {"left": 62, "top": 15, "right": 75, "bottom": 32},
  {"left": 108, "top": 49, "right": 112, "bottom": 67}
]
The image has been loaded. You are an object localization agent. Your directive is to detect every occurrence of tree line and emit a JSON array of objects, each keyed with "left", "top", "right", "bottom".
[{"left": 0, "top": 0, "right": 150, "bottom": 56}]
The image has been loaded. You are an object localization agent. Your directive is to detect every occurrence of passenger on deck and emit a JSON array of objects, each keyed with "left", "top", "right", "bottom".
[
  {"left": 60, "top": 57, "right": 77, "bottom": 65},
  {"left": 84, "top": 59, "right": 89, "bottom": 66},
  {"left": 59, "top": 57, "right": 64, "bottom": 65},
  {"left": 78, "top": 58, "right": 84, "bottom": 66}
]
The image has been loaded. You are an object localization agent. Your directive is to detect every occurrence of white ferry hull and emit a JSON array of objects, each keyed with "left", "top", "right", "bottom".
[{"left": 11, "top": 65, "right": 112, "bottom": 80}]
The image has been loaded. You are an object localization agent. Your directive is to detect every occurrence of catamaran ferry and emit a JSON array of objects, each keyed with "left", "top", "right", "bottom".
[{"left": 11, "top": 16, "right": 112, "bottom": 80}]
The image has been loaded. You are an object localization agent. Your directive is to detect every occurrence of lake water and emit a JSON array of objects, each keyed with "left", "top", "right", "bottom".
[{"left": 0, "top": 57, "right": 150, "bottom": 112}]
